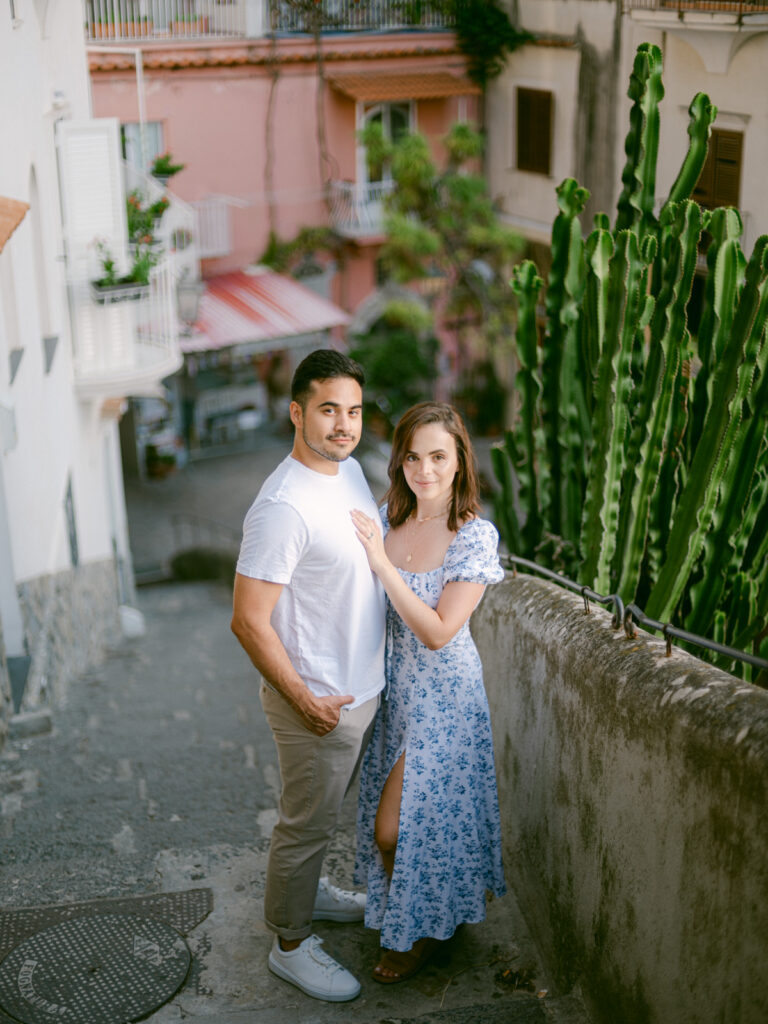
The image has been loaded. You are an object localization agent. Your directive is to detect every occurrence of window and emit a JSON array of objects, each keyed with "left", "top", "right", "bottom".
[
  {"left": 120, "top": 122, "right": 164, "bottom": 173},
  {"left": 693, "top": 128, "right": 743, "bottom": 209},
  {"left": 362, "top": 103, "right": 411, "bottom": 184},
  {"left": 516, "top": 87, "right": 553, "bottom": 176}
]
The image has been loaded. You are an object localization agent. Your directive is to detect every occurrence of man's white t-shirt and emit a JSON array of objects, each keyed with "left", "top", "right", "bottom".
[{"left": 236, "top": 455, "right": 386, "bottom": 708}]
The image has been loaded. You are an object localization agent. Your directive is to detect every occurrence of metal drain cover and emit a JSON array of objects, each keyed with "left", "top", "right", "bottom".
[{"left": 0, "top": 913, "right": 190, "bottom": 1024}]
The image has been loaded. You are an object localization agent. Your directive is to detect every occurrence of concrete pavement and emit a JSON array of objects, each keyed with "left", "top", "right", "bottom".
[{"left": 0, "top": 432, "right": 590, "bottom": 1023}]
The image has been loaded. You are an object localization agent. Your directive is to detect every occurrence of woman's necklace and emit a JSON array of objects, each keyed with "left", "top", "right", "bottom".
[{"left": 405, "top": 510, "right": 446, "bottom": 564}]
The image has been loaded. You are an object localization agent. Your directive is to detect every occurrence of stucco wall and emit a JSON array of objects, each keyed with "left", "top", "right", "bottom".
[
  {"left": 474, "top": 574, "right": 768, "bottom": 1024},
  {"left": 16, "top": 559, "right": 121, "bottom": 711}
]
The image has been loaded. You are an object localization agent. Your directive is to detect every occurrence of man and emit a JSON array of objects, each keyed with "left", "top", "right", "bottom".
[{"left": 231, "top": 349, "right": 386, "bottom": 1002}]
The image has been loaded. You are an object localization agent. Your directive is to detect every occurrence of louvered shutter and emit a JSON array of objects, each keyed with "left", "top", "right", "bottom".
[
  {"left": 56, "top": 118, "right": 128, "bottom": 280},
  {"left": 55, "top": 119, "right": 134, "bottom": 372},
  {"left": 517, "top": 88, "right": 553, "bottom": 176},
  {"left": 693, "top": 128, "right": 743, "bottom": 209}
]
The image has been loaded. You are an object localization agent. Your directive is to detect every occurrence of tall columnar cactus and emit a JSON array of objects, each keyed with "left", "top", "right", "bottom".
[
  {"left": 494, "top": 42, "right": 768, "bottom": 679},
  {"left": 615, "top": 42, "right": 664, "bottom": 239},
  {"left": 646, "top": 238, "right": 768, "bottom": 622},
  {"left": 580, "top": 228, "right": 655, "bottom": 593},
  {"left": 541, "top": 179, "right": 590, "bottom": 543}
]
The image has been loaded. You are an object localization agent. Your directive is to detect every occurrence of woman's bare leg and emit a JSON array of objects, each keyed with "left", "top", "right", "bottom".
[
  {"left": 373, "top": 752, "right": 407, "bottom": 980},
  {"left": 374, "top": 752, "right": 405, "bottom": 879}
]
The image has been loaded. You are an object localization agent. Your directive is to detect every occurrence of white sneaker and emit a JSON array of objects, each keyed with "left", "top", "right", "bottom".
[
  {"left": 268, "top": 934, "right": 361, "bottom": 1001},
  {"left": 312, "top": 876, "right": 366, "bottom": 922}
]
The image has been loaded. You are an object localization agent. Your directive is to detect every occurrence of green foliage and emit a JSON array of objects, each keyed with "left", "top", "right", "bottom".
[
  {"left": 349, "top": 306, "right": 438, "bottom": 433},
  {"left": 493, "top": 43, "right": 768, "bottom": 679},
  {"left": 260, "top": 226, "right": 343, "bottom": 276},
  {"left": 366, "top": 121, "right": 523, "bottom": 348},
  {"left": 439, "top": 0, "right": 532, "bottom": 89}
]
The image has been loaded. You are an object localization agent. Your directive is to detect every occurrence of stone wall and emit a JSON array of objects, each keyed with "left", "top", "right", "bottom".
[
  {"left": 16, "top": 558, "right": 121, "bottom": 710},
  {"left": 0, "top": 621, "right": 10, "bottom": 750},
  {"left": 474, "top": 574, "right": 768, "bottom": 1024}
]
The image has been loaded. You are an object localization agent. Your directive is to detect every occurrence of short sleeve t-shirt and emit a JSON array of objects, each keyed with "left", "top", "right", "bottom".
[{"left": 236, "top": 455, "right": 386, "bottom": 707}]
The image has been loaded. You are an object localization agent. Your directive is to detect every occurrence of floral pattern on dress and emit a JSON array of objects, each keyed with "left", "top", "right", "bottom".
[{"left": 354, "top": 510, "right": 507, "bottom": 952}]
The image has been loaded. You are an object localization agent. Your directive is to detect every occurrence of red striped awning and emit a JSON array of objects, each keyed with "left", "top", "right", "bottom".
[{"left": 181, "top": 268, "right": 349, "bottom": 354}]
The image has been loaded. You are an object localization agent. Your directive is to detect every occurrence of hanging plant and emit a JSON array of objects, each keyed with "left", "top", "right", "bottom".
[{"left": 442, "top": 0, "right": 531, "bottom": 90}]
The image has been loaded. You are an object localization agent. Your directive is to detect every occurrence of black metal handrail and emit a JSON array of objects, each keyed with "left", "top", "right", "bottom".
[{"left": 504, "top": 554, "right": 768, "bottom": 685}]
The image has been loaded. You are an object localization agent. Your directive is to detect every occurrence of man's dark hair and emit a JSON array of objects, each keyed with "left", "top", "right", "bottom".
[{"left": 291, "top": 349, "right": 365, "bottom": 408}]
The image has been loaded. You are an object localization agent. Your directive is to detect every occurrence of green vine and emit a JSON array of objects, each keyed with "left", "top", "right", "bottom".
[{"left": 441, "top": 0, "right": 531, "bottom": 89}]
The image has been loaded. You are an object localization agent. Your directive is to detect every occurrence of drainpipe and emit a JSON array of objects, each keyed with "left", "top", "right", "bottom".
[{"left": 85, "top": 45, "right": 148, "bottom": 170}]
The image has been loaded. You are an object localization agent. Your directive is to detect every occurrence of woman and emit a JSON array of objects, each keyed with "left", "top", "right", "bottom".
[{"left": 350, "top": 402, "right": 506, "bottom": 983}]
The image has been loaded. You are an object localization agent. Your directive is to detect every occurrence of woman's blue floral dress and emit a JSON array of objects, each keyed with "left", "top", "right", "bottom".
[{"left": 354, "top": 510, "right": 507, "bottom": 952}]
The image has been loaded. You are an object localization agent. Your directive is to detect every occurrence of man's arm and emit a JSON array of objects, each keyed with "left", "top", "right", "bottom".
[{"left": 230, "top": 573, "right": 353, "bottom": 736}]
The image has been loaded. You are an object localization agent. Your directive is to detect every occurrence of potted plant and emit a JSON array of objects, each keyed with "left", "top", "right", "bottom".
[
  {"left": 91, "top": 239, "right": 159, "bottom": 303},
  {"left": 127, "top": 189, "right": 169, "bottom": 237},
  {"left": 150, "top": 152, "right": 185, "bottom": 184}
]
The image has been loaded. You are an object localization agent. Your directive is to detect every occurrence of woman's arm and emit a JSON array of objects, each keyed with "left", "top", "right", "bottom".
[{"left": 350, "top": 509, "right": 484, "bottom": 650}]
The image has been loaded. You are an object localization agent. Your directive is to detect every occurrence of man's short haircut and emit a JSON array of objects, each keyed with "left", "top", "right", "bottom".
[{"left": 291, "top": 349, "right": 366, "bottom": 408}]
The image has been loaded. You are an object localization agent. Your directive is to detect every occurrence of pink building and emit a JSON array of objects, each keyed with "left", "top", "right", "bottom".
[{"left": 88, "top": 2, "right": 480, "bottom": 328}]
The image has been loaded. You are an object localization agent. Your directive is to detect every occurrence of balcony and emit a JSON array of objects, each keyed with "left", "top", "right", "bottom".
[
  {"left": 70, "top": 259, "right": 183, "bottom": 400},
  {"left": 273, "top": 0, "right": 453, "bottom": 33},
  {"left": 70, "top": 169, "right": 197, "bottom": 400},
  {"left": 626, "top": 0, "right": 768, "bottom": 71},
  {"left": 83, "top": 0, "right": 452, "bottom": 43},
  {"left": 626, "top": 0, "right": 768, "bottom": 11},
  {"left": 329, "top": 180, "right": 395, "bottom": 239}
]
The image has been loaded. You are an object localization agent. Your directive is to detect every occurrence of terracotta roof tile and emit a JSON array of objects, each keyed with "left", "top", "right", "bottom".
[
  {"left": 0, "top": 197, "right": 29, "bottom": 254},
  {"left": 326, "top": 69, "right": 479, "bottom": 101}
]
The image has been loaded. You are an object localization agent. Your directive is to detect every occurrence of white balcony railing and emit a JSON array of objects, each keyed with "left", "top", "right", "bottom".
[
  {"left": 85, "top": 0, "right": 249, "bottom": 41},
  {"left": 70, "top": 257, "right": 183, "bottom": 399},
  {"left": 125, "top": 163, "right": 199, "bottom": 281},
  {"left": 191, "top": 196, "right": 234, "bottom": 259},
  {"left": 329, "top": 180, "right": 395, "bottom": 238},
  {"left": 69, "top": 166, "right": 196, "bottom": 398},
  {"left": 83, "top": 0, "right": 451, "bottom": 42}
]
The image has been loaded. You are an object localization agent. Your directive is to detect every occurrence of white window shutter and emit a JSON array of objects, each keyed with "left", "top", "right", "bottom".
[{"left": 56, "top": 118, "right": 128, "bottom": 279}]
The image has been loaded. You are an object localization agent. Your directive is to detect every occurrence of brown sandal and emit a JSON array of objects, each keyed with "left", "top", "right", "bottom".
[{"left": 372, "top": 937, "right": 439, "bottom": 984}]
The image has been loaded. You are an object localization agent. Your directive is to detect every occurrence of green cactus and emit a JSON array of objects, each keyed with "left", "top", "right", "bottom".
[
  {"left": 616, "top": 201, "right": 705, "bottom": 600},
  {"left": 615, "top": 42, "right": 664, "bottom": 238},
  {"left": 491, "top": 42, "right": 768, "bottom": 677},
  {"left": 541, "top": 179, "right": 590, "bottom": 540},
  {"left": 580, "top": 229, "right": 653, "bottom": 592},
  {"left": 646, "top": 236, "right": 768, "bottom": 622},
  {"left": 663, "top": 92, "right": 718, "bottom": 210}
]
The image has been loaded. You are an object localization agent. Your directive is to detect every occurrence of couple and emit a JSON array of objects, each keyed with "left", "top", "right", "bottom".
[{"left": 231, "top": 349, "right": 506, "bottom": 1001}]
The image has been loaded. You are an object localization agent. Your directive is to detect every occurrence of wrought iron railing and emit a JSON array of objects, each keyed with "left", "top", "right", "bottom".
[
  {"left": 273, "top": 0, "right": 452, "bottom": 32},
  {"left": 504, "top": 554, "right": 768, "bottom": 688},
  {"left": 329, "top": 179, "right": 395, "bottom": 237},
  {"left": 625, "top": 0, "right": 768, "bottom": 13}
]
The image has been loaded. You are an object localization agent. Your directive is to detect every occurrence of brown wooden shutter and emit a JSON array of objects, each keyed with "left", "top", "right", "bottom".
[
  {"left": 693, "top": 128, "right": 743, "bottom": 208},
  {"left": 517, "top": 88, "right": 553, "bottom": 176}
]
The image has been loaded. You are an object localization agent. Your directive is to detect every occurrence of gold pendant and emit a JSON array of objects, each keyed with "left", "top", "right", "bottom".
[{"left": 406, "top": 553, "right": 412, "bottom": 563}]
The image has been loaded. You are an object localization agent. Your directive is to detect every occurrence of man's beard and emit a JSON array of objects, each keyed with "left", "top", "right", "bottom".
[{"left": 303, "top": 427, "right": 355, "bottom": 463}]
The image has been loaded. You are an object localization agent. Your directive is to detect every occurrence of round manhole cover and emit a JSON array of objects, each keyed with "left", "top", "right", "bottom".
[{"left": 0, "top": 913, "right": 191, "bottom": 1024}]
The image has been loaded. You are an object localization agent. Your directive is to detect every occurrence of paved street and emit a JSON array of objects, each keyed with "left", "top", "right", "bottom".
[{"left": 0, "top": 432, "right": 589, "bottom": 1023}]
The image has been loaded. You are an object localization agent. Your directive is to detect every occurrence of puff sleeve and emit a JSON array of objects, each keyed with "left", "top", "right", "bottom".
[{"left": 443, "top": 518, "right": 505, "bottom": 585}]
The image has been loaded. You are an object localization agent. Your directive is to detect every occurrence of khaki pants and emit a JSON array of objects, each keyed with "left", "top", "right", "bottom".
[{"left": 260, "top": 683, "right": 379, "bottom": 941}]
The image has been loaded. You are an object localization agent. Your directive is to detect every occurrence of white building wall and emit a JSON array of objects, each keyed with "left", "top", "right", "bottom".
[
  {"left": 620, "top": 20, "right": 768, "bottom": 254},
  {"left": 488, "top": 1, "right": 621, "bottom": 243},
  {"left": 1, "top": 5, "right": 123, "bottom": 579},
  {"left": 0, "top": 5, "right": 134, "bottom": 718}
]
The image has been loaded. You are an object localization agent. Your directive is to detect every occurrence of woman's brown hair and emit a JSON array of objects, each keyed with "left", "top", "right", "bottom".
[{"left": 385, "top": 402, "right": 481, "bottom": 531}]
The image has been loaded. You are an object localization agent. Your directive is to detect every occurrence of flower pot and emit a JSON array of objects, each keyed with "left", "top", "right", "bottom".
[{"left": 90, "top": 280, "right": 150, "bottom": 305}]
